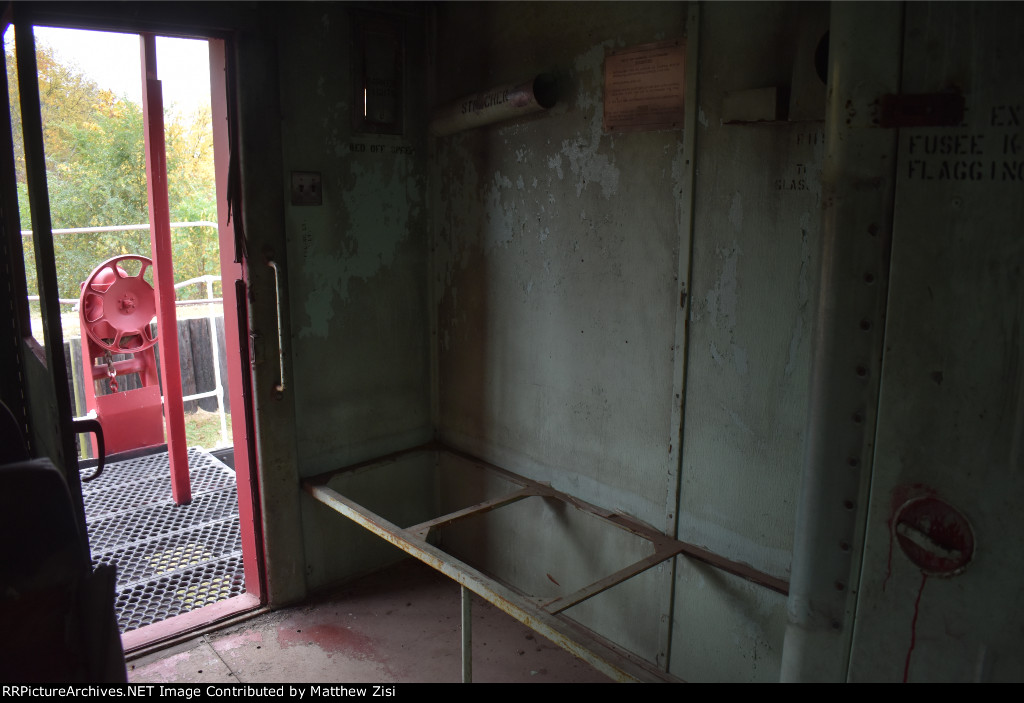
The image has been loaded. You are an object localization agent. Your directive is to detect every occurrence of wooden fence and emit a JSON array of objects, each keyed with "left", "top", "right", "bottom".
[{"left": 66, "top": 315, "right": 230, "bottom": 454}]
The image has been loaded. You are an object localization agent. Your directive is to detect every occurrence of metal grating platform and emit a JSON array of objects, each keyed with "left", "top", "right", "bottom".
[{"left": 82, "top": 447, "right": 246, "bottom": 633}]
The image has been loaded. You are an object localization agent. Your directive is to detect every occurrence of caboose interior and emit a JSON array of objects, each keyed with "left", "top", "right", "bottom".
[{"left": 1, "top": 0, "right": 1021, "bottom": 683}]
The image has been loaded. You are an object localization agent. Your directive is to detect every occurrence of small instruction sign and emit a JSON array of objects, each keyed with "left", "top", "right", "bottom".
[{"left": 604, "top": 40, "right": 686, "bottom": 133}]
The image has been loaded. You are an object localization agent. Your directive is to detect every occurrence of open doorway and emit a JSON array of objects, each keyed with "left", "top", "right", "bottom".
[{"left": 3, "top": 22, "right": 263, "bottom": 646}]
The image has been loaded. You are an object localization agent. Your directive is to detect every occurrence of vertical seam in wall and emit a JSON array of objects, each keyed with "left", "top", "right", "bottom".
[
  {"left": 782, "top": 1, "right": 907, "bottom": 681},
  {"left": 664, "top": 0, "right": 702, "bottom": 675},
  {"left": 426, "top": 5, "right": 440, "bottom": 437},
  {"left": 844, "top": 0, "right": 907, "bottom": 682}
]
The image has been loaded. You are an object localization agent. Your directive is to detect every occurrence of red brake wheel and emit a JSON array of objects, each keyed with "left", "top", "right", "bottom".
[{"left": 79, "top": 255, "right": 158, "bottom": 353}]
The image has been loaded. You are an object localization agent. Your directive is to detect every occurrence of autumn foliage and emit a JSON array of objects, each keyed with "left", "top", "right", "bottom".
[{"left": 6, "top": 34, "right": 219, "bottom": 303}]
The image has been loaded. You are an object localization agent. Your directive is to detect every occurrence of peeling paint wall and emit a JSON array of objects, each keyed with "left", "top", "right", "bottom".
[
  {"left": 275, "top": 4, "right": 432, "bottom": 589},
  {"left": 431, "top": 0, "right": 824, "bottom": 681},
  {"left": 263, "top": 0, "right": 827, "bottom": 677},
  {"left": 672, "top": 2, "right": 826, "bottom": 682},
  {"left": 269, "top": 0, "right": 1022, "bottom": 682},
  {"left": 279, "top": 4, "right": 431, "bottom": 476},
  {"left": 432, "top": 0, "right": 685, "bottom": 534},
  {"left": 7, "top": 0, "right": 1022, "bottom": 682},
  {"left": 431, "top": 1, "right": 687, "bottom": 667}
]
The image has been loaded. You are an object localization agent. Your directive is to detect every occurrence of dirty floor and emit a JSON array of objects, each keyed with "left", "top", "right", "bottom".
[{"left": 126, "top": 558, "right": 613, "bottom": 684}]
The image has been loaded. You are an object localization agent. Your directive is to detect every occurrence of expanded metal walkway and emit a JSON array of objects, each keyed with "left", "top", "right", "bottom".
[{"left": 81, "top": 447, "right": 245, "bottom": 633}]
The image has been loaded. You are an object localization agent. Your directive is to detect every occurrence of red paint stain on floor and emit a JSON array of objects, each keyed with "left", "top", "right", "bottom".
[{"left": 277, "top": 622, "right": 377, "bottom": 658}]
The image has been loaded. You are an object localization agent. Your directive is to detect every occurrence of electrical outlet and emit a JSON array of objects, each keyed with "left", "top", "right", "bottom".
[{"left": 291, "top": 171, "right": 322, "bottom": 206}]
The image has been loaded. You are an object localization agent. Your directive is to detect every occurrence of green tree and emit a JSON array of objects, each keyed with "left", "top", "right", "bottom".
[
  {"left": 5, "top": 32, "right": 219, "bottom": 303},
  {"left": 165, "top": 104, "right": 219, "bottom": 297}
]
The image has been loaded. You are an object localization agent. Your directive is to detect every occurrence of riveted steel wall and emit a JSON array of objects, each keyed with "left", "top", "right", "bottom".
[
  {"left": 847, "top": 2, "right": 1024, "bottom": 682},
  {"left": 676, "top": 1, "right": 829, "bottom": 682}
]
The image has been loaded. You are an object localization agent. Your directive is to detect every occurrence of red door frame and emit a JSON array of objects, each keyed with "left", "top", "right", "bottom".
[
  {"left": 6, "top": 7, "right": 267, "bottom": 649},
  {"left": 121, "top": 33, "right": 266, "bottom": 650},
  {"left": 208, "top": 36, "right": 266, "bottom": 605},
  {"left": 70, "top": 31, "right": 261, "bottom": 650}
]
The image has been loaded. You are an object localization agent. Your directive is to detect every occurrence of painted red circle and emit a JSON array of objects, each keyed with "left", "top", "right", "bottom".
[{"left": 894, "top": 496, "right": 974, "bottom": 576}]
